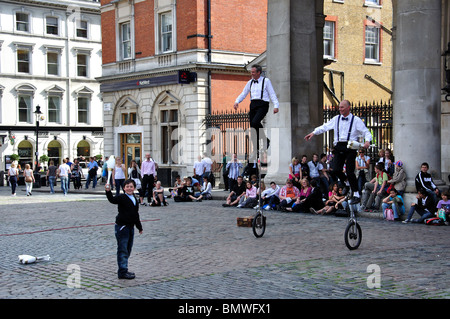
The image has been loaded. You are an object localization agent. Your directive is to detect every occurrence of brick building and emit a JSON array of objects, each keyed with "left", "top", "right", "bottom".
[{"left": 98, "top": 0, "right": 267, "bottom": 182}]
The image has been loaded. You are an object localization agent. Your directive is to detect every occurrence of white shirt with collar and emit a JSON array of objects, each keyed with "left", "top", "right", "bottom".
[
  {"left": 235, "top": 76, "right": 280, "bottom": 109},
  {"left": 312, "top": 113, "right": 372, "bottom": 145}
]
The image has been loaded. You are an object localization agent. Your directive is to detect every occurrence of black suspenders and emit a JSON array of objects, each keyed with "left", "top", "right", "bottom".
[
  {"left": 337, "top": 115, "right": 355, "bottom": 142},
  {"left": 250, "top": 77, "right": 265, "bottom": 100}
]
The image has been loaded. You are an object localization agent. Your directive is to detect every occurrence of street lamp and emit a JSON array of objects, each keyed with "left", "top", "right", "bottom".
[{"left": 33, "top": 105, "right": 42, "bottom": 173}]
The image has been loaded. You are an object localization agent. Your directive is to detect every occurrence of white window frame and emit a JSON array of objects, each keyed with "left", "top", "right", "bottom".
[
  {"left": 76, "top": 20, "right": 88, "bottom": 38},
  {"left": 46, "top": 16, "right": 59, "bottom": 35},
  {"left": 77, "top": 53, "right": 88, "bottom": 77},
  {"left": 15, "top": 12, "right": 30, "bottom": 32},
  {"left": 47, "top": 96, "right": 61, "bottom": 123},
  {"left": 17, "top": 48, "right": 31, "bottom": 74},
  {"left": 77, "top": 96, "right": 90, "bottom": 124},
  {"left": 155, "top": 7, "right": 176, "bottom": 55},
  {"left": 365, "top": 25, "right": 380, "bottom": 63},
  {"left": 120, "top": 22, "right": 132, "bottom": 60},
  {"left": 47, "top": 51, "right": 60, "bottom": 76},
  {"left": 18, "top": 94, "right": 32, "bottom": 123},
  {"left": 323, "top": 21, "right": 335, "bottom": 59}
]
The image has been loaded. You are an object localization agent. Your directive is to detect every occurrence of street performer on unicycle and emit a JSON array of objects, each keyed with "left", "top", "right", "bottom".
[{"left": 234, "top": 64, "right": 280, "bottom": 238}]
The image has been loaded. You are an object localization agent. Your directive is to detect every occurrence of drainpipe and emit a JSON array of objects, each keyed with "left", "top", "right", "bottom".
[{"left": 206, "top": 0, "right": 212, "bottom": 115}]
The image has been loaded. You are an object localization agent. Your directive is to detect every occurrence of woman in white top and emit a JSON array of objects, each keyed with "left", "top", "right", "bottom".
[
  {"left": 195, "top": 176, "right": 212, "bottom": 201},
  {"left": 7, "top": 163, "right": 19, "bottom": 196},
  {"left": 23, "top": 164, "right": 35, "bottom": 196},
  {"left": 112, "top": 157, "right": 126, "bottom": 196}
]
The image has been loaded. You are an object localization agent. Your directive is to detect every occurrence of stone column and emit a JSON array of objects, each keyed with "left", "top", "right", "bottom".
[
  {"left": 265, "top": 0, "right": 324, "bottom": 183},
  {"left": 392, "top": 0, "right": 443, "bottom": 191}
]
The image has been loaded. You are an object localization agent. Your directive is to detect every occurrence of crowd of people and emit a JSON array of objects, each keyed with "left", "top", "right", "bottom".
[{"left": 219, "top": 148, "right": 449, "bottom": 226}]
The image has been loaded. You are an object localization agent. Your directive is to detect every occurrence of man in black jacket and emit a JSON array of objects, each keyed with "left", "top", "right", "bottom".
[
  {"left": 106, "top": 180, "right": 143, "bottom": 279},
  {"left": 414, "top": 162, "right": 439, "bottom": 205},
  {"left": 403, "top": 188, "right": 436, "bottom": 224}
]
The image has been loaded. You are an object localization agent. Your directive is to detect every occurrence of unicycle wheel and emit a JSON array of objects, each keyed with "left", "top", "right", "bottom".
[
  {"left": 252, "top": 212, "right": 266, "bottom": 238},
  {"left": 344, "top": 221, "right": 362, "bottom": 250}
]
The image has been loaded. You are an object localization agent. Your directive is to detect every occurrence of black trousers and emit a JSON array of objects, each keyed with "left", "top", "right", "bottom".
[
  {"left": 249, "top": 99, "right": 269, "bottom": 151},
  {"left": 332, "top": 142, "right": 358, "bottom": 194},
  {"left": 141, "top": 174, "right": 154, "bottom": 201}
]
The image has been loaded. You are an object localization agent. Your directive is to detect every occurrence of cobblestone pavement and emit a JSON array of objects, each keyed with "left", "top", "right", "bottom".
[{"left": 0, "top": 185, "right": 448, "bottom": 302}]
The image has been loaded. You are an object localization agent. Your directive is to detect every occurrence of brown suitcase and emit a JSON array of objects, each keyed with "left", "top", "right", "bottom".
[{"left": 237, "top": 215, "right": 265, "bottom": 227}]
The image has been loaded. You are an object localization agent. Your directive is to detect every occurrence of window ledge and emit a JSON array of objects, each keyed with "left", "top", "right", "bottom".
[{"left": 364, "top": 60, "right": 382, "bottom": 66}]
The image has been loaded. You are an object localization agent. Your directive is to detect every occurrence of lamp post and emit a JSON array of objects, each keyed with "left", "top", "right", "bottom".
[{"left": 33, "top": 105, "right": 42, "bottom": 173}]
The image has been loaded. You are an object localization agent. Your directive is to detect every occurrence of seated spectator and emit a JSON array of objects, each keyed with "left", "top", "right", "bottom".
[
  {"left": 286, "top": 179, "right": 324, "bottom": 213},
  {"left": 151, "top": 181, "right": 168, "bottom": 206},
  {"left": 195, "top": 176, "right": 212, "bottom": 201},
  {"left": 261, "top": 181, "right": 281, "bottom": 211},
  {"left": 190, "top": 176, "right": 201, "bottom": 191},
  {"left": 237, "top": 181, "right": 258, "bottom": 208},
  {"left": 250, "top": 174, "right": 258, "bottom": 186},
  {"left": 300, "top": 155, "right": 310, "bottom": 181},
  {"left": 414, "top": 162, "right": 439, "bottom": 205},
  {"left": 381, "top": 188, "right": 405, "bottom": 221},
  {"left": 387, "top": 161, "right": 406, "bottom": 195},
  {"left": 308, "top": 153, "right": 328, "bottom": 200},
  {"left": 359, "top": 162, "right": 389, "bottom": 212},
  {"left": 277, "top": 179, "right": 300, "bottom": 210},
  {"left": 403, "top": 188, "right": 436, "bottom": 224},
  {"left": 223, "top": 176, "right": 246, "bottom": 207},
  {"left": 355, "top": 148, "right": 370, "bottom": 194},
  {"left": 378, "top": 148, "right": 395, "bottom": 176},
  {"left": 174, "top": 177, "right": 196, "bottom": 202},
  {"left": 436, "top": 190, "right": 450, "bottom": 223},
  {"left": 311, "top": 183, "right": 346, "bottom": 215},
  {"left": 169, "top": 175, "right": 183, "bottom": 198},
  {"left": 298, "top": 178, "right": 312, "bottom": 200},
  {"left": 289, "top": 157, "right": 302, "bottom": 188}
]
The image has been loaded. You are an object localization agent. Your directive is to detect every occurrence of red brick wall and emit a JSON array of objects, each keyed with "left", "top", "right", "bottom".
[
  {"left": 101, "top": 8, "right": 116, "bottom": 64},
  {"left": 135, "top": 0, "right": 155, "bottom": 57},
  {"left": 211, "top": 73, "right": 251, "bottom": 113}
]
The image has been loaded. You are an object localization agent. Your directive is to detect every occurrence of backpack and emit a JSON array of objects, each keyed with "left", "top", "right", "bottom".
[
  {"left": 425, "top": 217, "right": 445, "bottom": 226},
  {"left": 383, "top": 208, "right": 394, "bottom": 221}
]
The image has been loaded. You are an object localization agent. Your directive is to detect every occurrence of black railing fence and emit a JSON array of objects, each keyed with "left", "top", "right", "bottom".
[{"left": 204, "top": 100, "right": 393, "bottom": 168}]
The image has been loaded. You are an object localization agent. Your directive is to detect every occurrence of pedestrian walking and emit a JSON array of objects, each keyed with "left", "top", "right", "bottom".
[
  {"left": 23, "top": 164, "right": 35, "bottom": 196},
  {"left": 57, "top": 159, "right": 71, "bottom": 195},
  {"left": 140, "top": 153, "right": 157, "bottom": 205},
  {"left": 46, "top": 161, "right": 57, "bottom": 194},
  {"left": 7, "top": 163, "right": 18, "bottom": 196},
  {"left": 234, "top": 64, "right": 279, "bottom": 152},
  {"left": 105, "top": 180, "right": 143, "bottom": 279},
  {"left": 304, "top": 99, "right": 372, "bottom": 203}
]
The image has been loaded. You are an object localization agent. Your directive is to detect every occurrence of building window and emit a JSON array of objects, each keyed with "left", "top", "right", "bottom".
[
  {"left": 78, "top": 97, "right": 89, "bottom": 124},
  {"left": 48, "top": 96, "right": 61, "bottom": 123},
  {"left": 77, "top": 54, "right": 88, "bottom": 77},
  {"left": 159, "top": 12, "right": 173, "bottom": 53},
  {"left": 365, "top": 0, "right": 381, "bottom": 5},
  {"left": 122, "top": 112, "right": 136, "bottom": 125},
  {"left": 161, "top": 109, "right": 178, "bottom": 164},
  {"left": 120, "top": 22, "right": 132, "bottom": 60},
  {"left": 76, "top": 20, "right": 88, "bottom": 38},
  {"left": 46, "top": 16, "right": 59, "bottom": 35},
  {"left": 16, "top": 12, "right": 29, "bottom": 32},
  {"left": 18, "top": 95, "right": 32, "bottom": 123},
  {"left": 47, "top": 52, "right": 59, "bottom": 75},
  {"left": 323, "top": 21, "right": 335, "bottom": 59},
  {"left": 17, "top": 49, "right": 31, "bottom": 73},
  {"left": 365, "top": 25, "right": 380, "bottom": 63}
]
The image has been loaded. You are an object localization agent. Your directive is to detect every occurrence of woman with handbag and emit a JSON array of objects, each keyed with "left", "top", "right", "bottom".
[{"left": 23, "top": 164, "right": 35, "bottom": 196}]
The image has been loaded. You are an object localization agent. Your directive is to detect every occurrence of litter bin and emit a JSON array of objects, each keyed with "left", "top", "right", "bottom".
[
  {"left": 33, "top": 173, "right": 41, "bottom": 188},
  {"left": 0, "top": 171, "right": 4, "bottom": 186}
]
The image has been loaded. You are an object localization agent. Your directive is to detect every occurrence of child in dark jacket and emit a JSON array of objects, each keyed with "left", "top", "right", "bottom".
[{"left": 106, "top": 179, "right": 143, "bottom": 279}]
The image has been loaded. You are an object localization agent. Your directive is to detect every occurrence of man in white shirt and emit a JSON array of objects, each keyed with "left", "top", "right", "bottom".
[
  {"left": 57, "top": 159, "right": 71, "bottom": 196},
  {"left": 234, "top": 64, "right": 279, "bottom": 152},
  {"left": 193, "top": 155, "right": 205, "bottom": 180},
  {"left": 304, "top": 100, "right": 372, "bottom": 203}
]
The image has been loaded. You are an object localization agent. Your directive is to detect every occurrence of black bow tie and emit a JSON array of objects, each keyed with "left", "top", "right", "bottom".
[
  {"left": 252, "top": 80, "right": 258, "bottom": 84},
  {"left": 342, "top": 117, "right": 349, "bottom": 121}
]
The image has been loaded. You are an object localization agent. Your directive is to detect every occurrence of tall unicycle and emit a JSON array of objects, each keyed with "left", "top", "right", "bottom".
[
  {"left": 252, "top": 157, "right": 266, "bottom": 238},
  {"left": 344, "top": 207, "right": 362, "bottom": 250}
]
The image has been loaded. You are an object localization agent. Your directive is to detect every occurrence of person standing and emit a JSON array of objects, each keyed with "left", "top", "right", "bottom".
[
  {"left": 85, "top": 156, "right": 99, "bottom": 189},
  {"left": 57, "top": 159, "right": 71, "bottom": 196},
  {"left": 304, "top": 100, "right": 372, "bottom": 203},
  {"left": 7, "top": 163, "right": 19, "bottom": 196},
  {"left": 46, "top": 161, "right": 58, "bottom": 194},
  {"left": 140, "top": 153, "right": 157, "bottom": 205},
  {"left": 105, "top": 180, "right": 143, "bottom": 279},
  {"left": 234, "top": 64, "right": 279, "bottom": 152},
  {"left": 113, "top": 157, "right": 126, "bottom": 196},
  {"left": 23, "top": 164, "right": 35, "bottom": 196}
]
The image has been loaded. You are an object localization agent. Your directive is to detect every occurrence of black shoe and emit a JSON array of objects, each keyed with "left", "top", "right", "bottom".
[
  {"left": 118, "top": 272, "right": 135, "bottom": 279},
  {"left": 222, "top": 203, "right": 230, "bottom": 207},
  {"left": 350, "top": 196, "right": 360, "bottom": 204}
]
